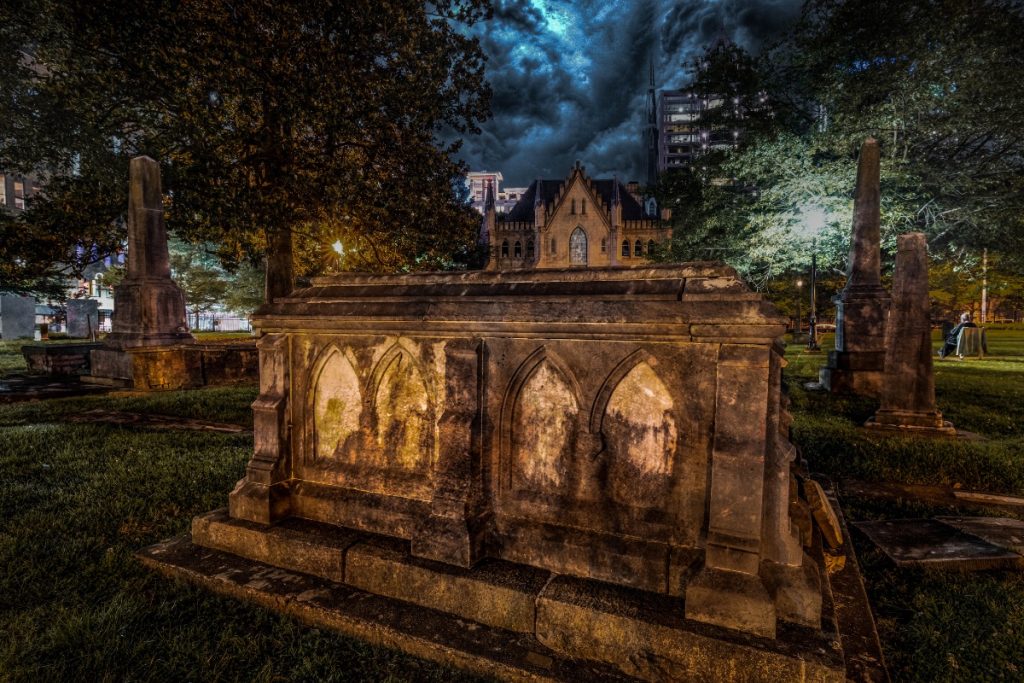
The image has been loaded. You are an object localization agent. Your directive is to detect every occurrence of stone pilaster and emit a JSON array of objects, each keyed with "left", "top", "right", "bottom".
[
  {"left": 412, "top": 339, "right": 491, "bottom": 566},
  {"left": 685, "top": 343, "right": 776, "bottom": 638},
  {"left": 229, "top": 333, "right": 293, "bottom": 523}
]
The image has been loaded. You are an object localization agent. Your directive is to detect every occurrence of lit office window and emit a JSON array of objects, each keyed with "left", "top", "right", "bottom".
[
  {"left": 0, "top": 174, "right": 6, "bottom": 205},
  {"left": 13, "top": 180, "right": 25, "bottom": 209}
]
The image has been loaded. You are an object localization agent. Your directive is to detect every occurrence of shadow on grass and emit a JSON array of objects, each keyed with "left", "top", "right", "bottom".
[
  {"left": 0, "top": 390, "right": 483, "bottom": 682},
  {"left": 784, "top": 329, "right": 1024, "bottom": 681}
]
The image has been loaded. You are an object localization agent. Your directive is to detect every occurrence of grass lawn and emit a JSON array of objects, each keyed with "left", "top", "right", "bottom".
[
  {"left": 0, "top": 385, "right": 480, "bottom": 682},
  {"left": 2, "top": 330, "right": 1023, "bottom": 681},
  {"left": 785, "top": 326, "right": 1024, "bottom": 681}
]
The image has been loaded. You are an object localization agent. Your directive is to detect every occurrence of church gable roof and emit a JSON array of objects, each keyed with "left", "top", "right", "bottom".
[{"left": 505, "top": 175, "right": 650, "bottom": 222}]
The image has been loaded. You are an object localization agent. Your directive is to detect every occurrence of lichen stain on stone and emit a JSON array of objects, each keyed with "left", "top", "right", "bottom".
[
  {"left": 512, "top": 361, "right": 578, "bottom": 489},
  {"left": 313, "top": 349, "right": 361, "bottom": 460},
  {"left": 603, "top": 362, "right": 677, "bottom": 505},
  {"left": 374, "top": 353, "right": 432, "bottom": 470},
  {"left": 605, "top": 362, "right": 677, "bottom": 476}
]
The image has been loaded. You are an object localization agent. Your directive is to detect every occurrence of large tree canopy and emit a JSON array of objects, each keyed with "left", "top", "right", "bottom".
[
  {"left": 657, "top": 0, "right": 1024, "bottom": 288},
  {"left": 0, "top": 0, "right": 491, "bottom": 300}
]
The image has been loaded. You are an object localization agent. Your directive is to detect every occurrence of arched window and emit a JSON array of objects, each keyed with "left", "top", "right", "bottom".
[
  {"left": 526, "top": 240, "right": 535, "bottom": 258},
  {"left": 621, "top": 240, "right": 630, "bottom": 258},
  {"left": 600, "top": 238, "right": 607, "bottom": 253},
  {"left": 635, "top": 240, "right": 643, "bottom": 257},
  {"left": 581, "top": 199, "right": 586, "bottom": 214},
  {"left": 570, "top": 227, "right": 588, "bottom": 266},
  {"left": 514, "top": 240, "right": 522, "bottom": 258},
  {"left": 550, "top": 238, "right": 557, "bottom": 254},
  {"left": 501, "top": 240, "right": 509, "bottom": 257},
  {"left": 648, "top": 240, "right": 656, "bottom": 255},
  {"left": 571, "top": 199, "right": 576, "bottom": 214}
]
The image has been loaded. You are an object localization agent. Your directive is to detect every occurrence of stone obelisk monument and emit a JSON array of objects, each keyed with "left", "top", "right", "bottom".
[
  {"left": 819, "top": 138, "right": 891, "bottom": 397},
  {"left": 105, "top": 156, "right": 193, "bottom": 348},
  {"left": 90, "top": 157, "right": 194, "bottom": 386},
  {"left": 866, "top": 233, "right": 955, "bottom": 435}
]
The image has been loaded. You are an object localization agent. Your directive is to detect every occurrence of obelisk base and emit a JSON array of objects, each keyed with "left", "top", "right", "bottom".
[{"left": 865, "top": 409, "right": 957, "bottom": 437}]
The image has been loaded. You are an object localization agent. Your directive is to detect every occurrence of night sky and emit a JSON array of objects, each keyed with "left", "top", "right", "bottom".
[{"left": 457, "top": 0, "right": 803, "bottom": 187}]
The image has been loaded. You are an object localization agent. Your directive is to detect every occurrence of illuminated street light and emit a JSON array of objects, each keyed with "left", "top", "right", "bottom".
[{"left": 795, "top": 279, "right": 803, "bottom": 337}]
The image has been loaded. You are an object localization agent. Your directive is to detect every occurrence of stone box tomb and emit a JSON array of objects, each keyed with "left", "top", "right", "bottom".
[{"left": 185, "top": 264, "right": 843, "bottom": 679}]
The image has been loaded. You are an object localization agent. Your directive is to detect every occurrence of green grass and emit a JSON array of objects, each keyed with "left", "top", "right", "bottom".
[
  {"left": 0, "top": 385, "right": 480, "bottom": 682},
  {"left": 4, "top": 330, "right": 1024, "bottom": 681},
  {"left": 785, "top": 330, "right": 1024, "bottom": 494},
  {"left": 784, "top": 330, "right": 1024, "bottom": 681}
]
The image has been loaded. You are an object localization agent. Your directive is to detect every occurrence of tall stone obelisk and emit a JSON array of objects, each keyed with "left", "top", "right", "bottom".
[
  {"left": 819, "top": 138, "right": 891, "bottom": 396},
  {"left": 104, "top": 156, "right": 193, "bottom": 349},
  {"left": 866, "top": 233, "right": 954, "bottom": 434}
]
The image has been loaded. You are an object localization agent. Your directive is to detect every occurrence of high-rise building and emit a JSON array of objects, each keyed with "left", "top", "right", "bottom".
[{"left": 647, "top": 38, "right": 764, "bottom": 180}]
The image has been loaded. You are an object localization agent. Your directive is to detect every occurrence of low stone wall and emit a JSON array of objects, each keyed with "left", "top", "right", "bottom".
[
  {"left": 22, "top": 343, "right": 103, "bottom": 375},
  {"left": 89, "top": 340, "right": 258, "bottom": 390},
  {"left": 222, "top": 264, "right": 820, "bottom": 641}
]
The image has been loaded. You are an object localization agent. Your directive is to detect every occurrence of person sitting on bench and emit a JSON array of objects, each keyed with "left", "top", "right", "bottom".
[{"left": 939, "top": 312, "right": 976, "bottom": 359}]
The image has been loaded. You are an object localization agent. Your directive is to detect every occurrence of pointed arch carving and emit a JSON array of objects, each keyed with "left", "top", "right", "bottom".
[
  {"left": 310, "top": 344, "right": 363, "bottom": 462},
  {"left": 367, "top": 343, "right": 434, "bottom": 471},
  {"left": 500, "top": 346, "right": 582, "bottom": 492},
  {"left": 592, "top": 350, "right": 678, "bottom": 505}
]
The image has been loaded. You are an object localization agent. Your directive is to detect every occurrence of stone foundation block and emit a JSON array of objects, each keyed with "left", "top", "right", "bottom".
[
  {"left": 761, "top": 557, "right": 823, "bottom": 629},
  {"left": 685, "top": 567, "right": 776, "bottom": 638},
  {"left": 536, "top": 575, "right": 842, "bottom": 682},
  {"left": 191, "top": 509, "right": 356, "bottom": 582},
  {"left": 344, "top": 536, "right": 549, "bottom": 634}
]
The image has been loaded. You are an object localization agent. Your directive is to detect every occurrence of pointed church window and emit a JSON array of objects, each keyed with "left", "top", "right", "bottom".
[
  {"left": 501, "top": 240, "right": 509, "bottom": 257},
  {"left": 601, "top": 238, "right": 607, "bottom": 253},
  {"left": 514, "top": 241, "right": 522, "bottom": 258},
  {"left": 526, "top": 240, "right": 535, "bottom": 258},
  {"left": 635, "top": 240, "right": 643, "bottom": 256},
  {"left": 570, "top": 228, "right": 588, "bottom": 266},
  {"left": 621, "top": 240, "right": 630, "bottom": 258},
  {"left": 648, "top": 240, "right": 655, "bottom": 255}
]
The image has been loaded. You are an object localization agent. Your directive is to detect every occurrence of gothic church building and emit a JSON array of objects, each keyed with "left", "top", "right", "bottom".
[{"left": 480, "top": 163, "right": 669, "bottom": 270}]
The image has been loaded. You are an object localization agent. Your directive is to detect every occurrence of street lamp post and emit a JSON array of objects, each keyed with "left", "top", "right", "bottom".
[
  {"left": 807, "top": 245, "right": 820, "bottom": 351},
  {"left": 795, "top": 279, "right": 803, "bottom": 338}
]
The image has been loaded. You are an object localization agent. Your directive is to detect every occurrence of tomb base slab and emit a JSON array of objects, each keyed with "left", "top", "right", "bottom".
[{"left": 145, "top": 509, "right": 850, "bottom": 682}]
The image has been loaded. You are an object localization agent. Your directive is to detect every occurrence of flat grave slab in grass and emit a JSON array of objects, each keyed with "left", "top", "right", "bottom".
[
  {"left": 66, "top": 409, "right": 245, "bottom": 433},
  {"left": 853, "top": 518, "right": 1024, "bottom": 570},
  {"left": 0, "top": 373, "right": 111, "bottom": 403}
]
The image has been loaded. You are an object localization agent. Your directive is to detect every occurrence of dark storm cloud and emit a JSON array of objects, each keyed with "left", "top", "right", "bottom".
[{"left": 455, "top": 0, "right": 803, "bottom": 187}]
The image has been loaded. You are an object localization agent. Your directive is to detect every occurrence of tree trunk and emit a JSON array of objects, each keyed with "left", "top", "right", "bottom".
[{"left": 264, "top": 227, "right": 294, "bottom": 304}]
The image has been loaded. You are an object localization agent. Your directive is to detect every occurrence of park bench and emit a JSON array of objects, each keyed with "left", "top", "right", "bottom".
[{"left": 953, "top": 326, "right": 987, "bottom": 359}]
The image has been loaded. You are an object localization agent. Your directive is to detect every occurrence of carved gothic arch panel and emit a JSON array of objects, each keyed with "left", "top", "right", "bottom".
[
  {"left": 500, "top": 346, "right": 582, "bottom": 493},
  {"left": 367, "top": 344, "right": 434, "bottom": 471},
  {"left": 309, "top": 344, "right": 363, "bottom": 462},
  {"left": 592, "top": 350, "right": 678, "bottom": 506}
]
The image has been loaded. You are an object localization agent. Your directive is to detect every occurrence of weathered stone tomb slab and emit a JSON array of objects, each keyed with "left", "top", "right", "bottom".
[
  {"left": 853, "top": 518, "right": 1024, "bottom": 570},
  {"left": 164, "top": 263, "right": 850, "bottom": 679}
]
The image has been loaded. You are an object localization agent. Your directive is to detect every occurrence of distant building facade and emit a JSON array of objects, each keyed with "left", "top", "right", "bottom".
[
  {"left": 655, "top": 89, "right": 737, "bottom": 174},
  {"left": 466, "top": 171, "right": 526, "bottom": 215},
  {"left": 0, "top": 171, "right": 39, "bottom": 213},
  {"left": 480, "top": 163, "right": 669, "bottom": 271}
]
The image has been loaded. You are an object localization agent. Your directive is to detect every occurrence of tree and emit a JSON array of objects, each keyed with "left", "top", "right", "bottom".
[
  {"left": 769, "top": 0, "right": 1024, "bottom": 262},
  {"left": 658, "top": 0, "right": 1024, "bottom": 294},
  {"left": 0, "top": 0, "right": 491, "bottom": 300},
  {"left": 167, "top": 241, "right": 230, "bottom": 330}
]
